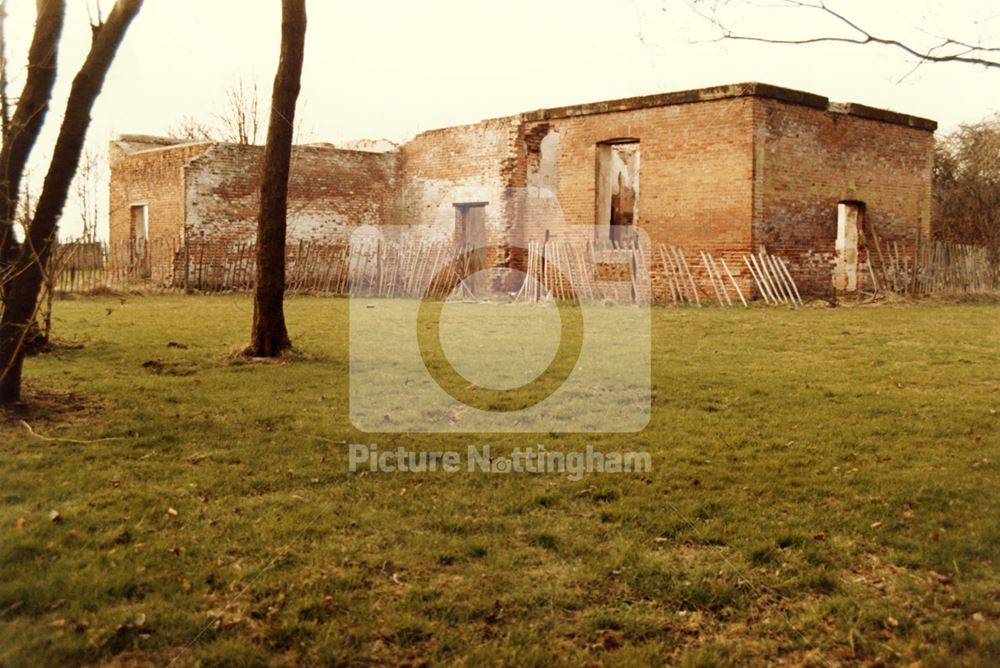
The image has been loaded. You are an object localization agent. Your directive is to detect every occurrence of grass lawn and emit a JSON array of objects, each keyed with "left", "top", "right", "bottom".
[{"left": 1, "top": 295, "right": 998, "bottom": 666}]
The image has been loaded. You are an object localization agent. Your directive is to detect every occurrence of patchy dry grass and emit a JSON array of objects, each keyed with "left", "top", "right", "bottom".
[{"left": 1, "top": 295, "right": 998, "bottom": 666}]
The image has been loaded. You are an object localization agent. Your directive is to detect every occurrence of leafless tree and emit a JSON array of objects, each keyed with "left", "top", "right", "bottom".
[
  {"left": 690, "top": 1, "right": 1000, "bottom": 72},
  {"left": 247, "top": 0, "right": 306, "bottom": 357},
  {"left": 72, "top": 149, "right": 103, "bottom": 242},
  {"left": 218, "top": 78, "right": 262, "bottom": 145},
  {"left": 167, "top": 78, "right": 264, "bottom": 145},
  {"left": 934, "top": 115, "right": 1000, "bottom": 252},
  {"left": 0, "top": 0, "right": 143, "bottom": 405}
]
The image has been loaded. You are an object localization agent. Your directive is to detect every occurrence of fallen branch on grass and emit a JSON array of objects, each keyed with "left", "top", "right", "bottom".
[{"left": 19, "top": 420, "right": 123, "bottom": 444}]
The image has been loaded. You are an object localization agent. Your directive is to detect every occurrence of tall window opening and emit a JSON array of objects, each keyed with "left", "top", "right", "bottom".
[
  {"left": 595, "top": 140, "right": 640, "bottom": 244},
  {"left": 129, "top": 204, "right": 150, "bottom": 278},
  {"left": 129, "top": 204, "right": 148, "bottom": 241}
]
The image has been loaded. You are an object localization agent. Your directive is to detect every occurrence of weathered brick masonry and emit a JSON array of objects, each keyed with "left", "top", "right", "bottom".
[
  {"left": 752, "top": 95, "right": 935, "bottom": 294},
  {"left": 110, "top": 137, "right": 396, "bottom": 284},
  {"left": 109, "top": 82, "right": 935, "bottom": 297},
  {"left": 184, "top": 143, "right": 396, "bottom": 265}
]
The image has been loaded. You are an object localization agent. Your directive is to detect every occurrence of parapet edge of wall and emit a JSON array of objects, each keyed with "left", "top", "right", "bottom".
[{"left": 518, "top": 82, "right": 937, "bottom": 132}]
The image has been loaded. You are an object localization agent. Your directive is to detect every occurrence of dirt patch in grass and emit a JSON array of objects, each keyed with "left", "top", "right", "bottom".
[
  {"left": 0, "top": 387, "right": 107, "bottom": 425},
  {"left": 140, "top": 358, "right": 198, "bottom": 376}
]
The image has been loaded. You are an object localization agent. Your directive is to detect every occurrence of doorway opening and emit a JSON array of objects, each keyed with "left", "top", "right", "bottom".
[
  {"left": 834, "top": 201, "right": 864, "bottom": 292},
  {"left": 454, "top": 202, "right": 488, "bottom": 293}
]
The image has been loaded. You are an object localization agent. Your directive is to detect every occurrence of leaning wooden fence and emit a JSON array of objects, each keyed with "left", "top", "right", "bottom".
[
  {"left": 48, "top": 237, "right": 999, "bottom": 304},
  {"left": 862, "top": 240, "right": 1000, "bottom": 297}
]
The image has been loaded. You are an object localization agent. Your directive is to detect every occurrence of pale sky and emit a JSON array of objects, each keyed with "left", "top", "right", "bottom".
[{"left": 5, "top": 0, "right": 999, "bottom": 239}]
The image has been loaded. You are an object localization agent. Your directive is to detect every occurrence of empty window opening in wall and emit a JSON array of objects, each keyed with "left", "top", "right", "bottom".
[
  {"left": 130, "top": 204, "right": 148, "bottom": 242},
  {"left": 596, "top": 140, "right": 640, "bottom": 244},
  {"left": 834, "top": 201, "right": 865, "bottom": 293},
  {"left": 454, "top": 202, "right": 488, "bottom": 292}
]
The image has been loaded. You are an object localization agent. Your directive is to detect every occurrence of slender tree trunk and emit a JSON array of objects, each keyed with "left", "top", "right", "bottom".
[
  {"left": 247, "top": 0, "right": 306, "bottom": 357},
  {"left": 0, "top": 0, "right": 142, "bottom": 405},
  {"left": 0, "top": 0, "right": 64, "bottom": 271}
]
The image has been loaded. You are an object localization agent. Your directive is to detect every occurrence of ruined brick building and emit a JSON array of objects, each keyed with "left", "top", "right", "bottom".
[{"left": 109, "top": 82, "right": 936, "bottom": 297}]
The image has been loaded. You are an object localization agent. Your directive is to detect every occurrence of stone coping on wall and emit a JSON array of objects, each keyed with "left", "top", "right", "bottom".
[{"left": 518, "top": 82, "right": 937, "bottom": 132}]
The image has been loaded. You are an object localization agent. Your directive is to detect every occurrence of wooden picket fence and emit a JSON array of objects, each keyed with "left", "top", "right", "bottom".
[{"left": 48, "top": 237, "right": 999, "bottom": 304}]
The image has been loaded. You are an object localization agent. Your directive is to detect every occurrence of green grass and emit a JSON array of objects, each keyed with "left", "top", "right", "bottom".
[{"left": 1, "top": 295, "right": 998, "bottom": 666}]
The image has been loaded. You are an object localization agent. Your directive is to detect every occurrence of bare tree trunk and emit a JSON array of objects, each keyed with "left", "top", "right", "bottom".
[
  {"left": 0, "top": 0, "right": 64, "bottom": 271},
  {"left": 0, "top": 0, "right": 142, "bottom": 405},
  {"left": 247, "top": 0, "right": 306, "bottom": 357}
]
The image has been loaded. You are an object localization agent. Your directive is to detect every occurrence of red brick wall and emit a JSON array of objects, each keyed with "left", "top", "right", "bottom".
[
  {"left": 753, "top": 98, "right": 934, "bottom": 295},
  {"left": 107, "top": 85, "right": 935, "bottom": 299}
]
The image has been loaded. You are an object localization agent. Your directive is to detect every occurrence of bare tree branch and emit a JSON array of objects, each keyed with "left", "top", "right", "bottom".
[
  {"left": 934, "top": 114, "right": 1000, "bottom": 252},
  {"left": 71, "top": 149, "right": 102, "bottom": 242},
  {"left": 691, "top": 0, "right": 1000, "bottom": 69}
]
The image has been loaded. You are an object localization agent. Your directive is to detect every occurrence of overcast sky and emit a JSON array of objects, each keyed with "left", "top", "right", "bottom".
[{"left": 5, "top": 0, "right": 999, "bottom": 239}]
